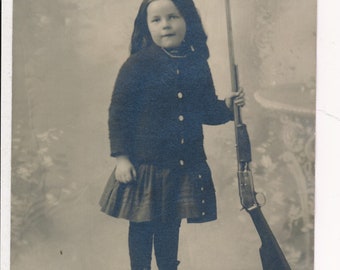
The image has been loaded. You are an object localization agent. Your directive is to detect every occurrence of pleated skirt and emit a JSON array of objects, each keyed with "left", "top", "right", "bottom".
[{"left": 99, "top": 161, "right": 217, "bottom": 223}]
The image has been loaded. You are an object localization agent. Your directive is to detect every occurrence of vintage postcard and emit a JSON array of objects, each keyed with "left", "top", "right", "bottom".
[{"left": 1, "top": 0, "right": 338, "bottom": 269}]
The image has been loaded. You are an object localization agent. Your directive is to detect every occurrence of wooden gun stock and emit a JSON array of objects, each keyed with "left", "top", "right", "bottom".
[
  {"left": 238, "top": 169, "right": 291, "bottom": 270},
  {"left": 225, "top": 0, "right": 291, "bottom": 269},
  {"left": 250, "top": 207, "right": 291, "bottom": 270}
]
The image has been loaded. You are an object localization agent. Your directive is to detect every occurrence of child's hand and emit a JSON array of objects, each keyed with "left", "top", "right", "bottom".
[
  {"left": 226, "top": 87, "right": 246, "bottom": 109},
  {"left": 115, "top": 156, "right": 137, "bottom": 184}
]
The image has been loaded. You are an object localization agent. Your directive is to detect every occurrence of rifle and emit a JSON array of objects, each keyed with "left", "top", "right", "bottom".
[{"left": 224, "top": 1, "right": 291, "bottom": 269}]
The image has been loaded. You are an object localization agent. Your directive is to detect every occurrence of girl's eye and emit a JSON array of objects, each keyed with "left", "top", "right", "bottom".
[
  {"left": 169, "top": 15, "right": 179, "bottom": 20},
  {"left": 151, "top": 18, "right": 160, "bottom": 23}
]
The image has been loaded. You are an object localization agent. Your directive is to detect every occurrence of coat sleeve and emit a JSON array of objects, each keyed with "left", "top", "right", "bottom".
[
  {"left": 108, "top": 57, "right": 140, "bottom": 157},
  {"left": 201, "top": 62, "right": 234, "bottom": 125}
]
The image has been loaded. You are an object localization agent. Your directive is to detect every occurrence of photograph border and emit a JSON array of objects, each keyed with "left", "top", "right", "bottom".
[{"left": 2, "top": 0, "right": 340, "bottom": 269}]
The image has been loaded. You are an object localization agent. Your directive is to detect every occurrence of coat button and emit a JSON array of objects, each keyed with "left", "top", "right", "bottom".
[
  {"left": 176, "top": 69, "right": 180, "bottom": 75},
  {"left": 202, "top": 212, "right": 206, "bottom": 216},
  {"left": 180, "top": 138, "right": 185, "bottom": 144},
  {"left": 178, "top": 115, "right": 184, "bottom": 121},
  {"left": 202, "top": 200, "right": 205, "bottom": 204},
  {"left": 179, "top": 160, "right": 185, "bottom": 166},
  {"left": 177, "top": 92, "right": 183, "bottom": 99},
  {"left": 198, "top": 174, "right": 202, "bottom": 179},
  {"left": 201, "top": 187, "right": 204, "bottom": 191}
]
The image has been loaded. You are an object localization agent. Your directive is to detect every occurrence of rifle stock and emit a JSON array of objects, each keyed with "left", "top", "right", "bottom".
[
  {"left": 249, "top": 207, "right": 291, "bottom": 270},
  {"left": 224, "top": 0, "right": 291, "bottom": 269},
  {"left": 238, "top": 169, "right": 291, "bottom": 269}
]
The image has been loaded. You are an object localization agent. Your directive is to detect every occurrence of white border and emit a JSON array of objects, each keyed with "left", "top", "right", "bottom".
[
  {"left": 315, "top": 0, "right": 340, "bottom": 269},
  {"left": 1, "top": 0, "right": 13, "bottom": 270}
]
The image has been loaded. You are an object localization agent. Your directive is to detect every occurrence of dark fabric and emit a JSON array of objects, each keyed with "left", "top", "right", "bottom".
[
  {"left": 101, "top": 43, "right": 233, "bottom": 224},
  {"left": 99, "top": 162, "right": 217, "bottom": 223},
  {"left": 108, "top": 43, "right": 234, "bottom": 166},
  {"left": 129, "top": 222, "right": 153, "bottom": 269},
  {"left": 129, "top": 221, "right": 181, "bottom": 270}
]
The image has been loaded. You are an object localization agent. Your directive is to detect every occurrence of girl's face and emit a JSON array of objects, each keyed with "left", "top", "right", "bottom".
[{"left": 147, "top": 0, "right": 187, "bottom": 49}]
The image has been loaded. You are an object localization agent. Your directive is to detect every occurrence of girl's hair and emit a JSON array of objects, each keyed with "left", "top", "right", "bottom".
[{"left": 130, "top": 0, "right": 209, "bottom": 59}]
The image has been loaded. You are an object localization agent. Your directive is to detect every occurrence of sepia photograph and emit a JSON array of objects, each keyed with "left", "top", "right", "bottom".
[{"left": 2, "top": 0, "right": 324, "bottom": 269}]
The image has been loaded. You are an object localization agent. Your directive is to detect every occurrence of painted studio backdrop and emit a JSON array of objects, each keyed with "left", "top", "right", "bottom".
[{"left": 11, "top": 0, "right": 316, "bottom": 269}]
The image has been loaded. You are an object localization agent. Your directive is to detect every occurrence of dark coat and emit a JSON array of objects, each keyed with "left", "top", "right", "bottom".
[{"left": 109, "top": 44, "right": 234, "bottom": 168}]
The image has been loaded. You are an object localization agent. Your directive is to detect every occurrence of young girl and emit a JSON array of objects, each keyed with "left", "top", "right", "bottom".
[{"left": 100, "top": 0, "right": 245, "bottom": 269}]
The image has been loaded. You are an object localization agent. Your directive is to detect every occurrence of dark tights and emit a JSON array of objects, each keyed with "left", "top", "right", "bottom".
[{"left": 128, "top": 220, "right": 181, "bottom": 270}]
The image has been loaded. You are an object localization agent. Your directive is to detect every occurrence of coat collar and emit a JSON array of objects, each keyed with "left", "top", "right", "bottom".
[{"left": 142, "top": 43, "right": 196, "bottom": 61}]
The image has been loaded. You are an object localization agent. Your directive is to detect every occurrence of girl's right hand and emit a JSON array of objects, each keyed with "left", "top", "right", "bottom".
[
  {"left": 115, "top": 156, "right": 137, "bottom": 184},
  {"left": 225, "top": 87, "right": 246, "bottom": 109}
]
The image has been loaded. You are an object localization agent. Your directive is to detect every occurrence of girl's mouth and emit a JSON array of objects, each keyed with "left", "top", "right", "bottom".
[{"left": 162, "top": 34, "right": 175, "bottom": 38}]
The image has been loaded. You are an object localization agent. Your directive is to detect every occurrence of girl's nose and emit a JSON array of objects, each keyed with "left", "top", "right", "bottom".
[{"left": 161, "top": 19, "right": 171, "bottom": 29}]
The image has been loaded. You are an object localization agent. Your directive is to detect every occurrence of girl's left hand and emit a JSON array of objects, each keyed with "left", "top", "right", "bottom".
[{"left": 225, "top": 87, "right": 246, "bottom": 109}]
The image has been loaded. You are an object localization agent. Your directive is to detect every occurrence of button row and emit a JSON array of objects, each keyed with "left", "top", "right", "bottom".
[
  {"left": 199, "top": 171, "right": 205, "bottom": 216},
  {"left": 175, "top": 66, "right": 184, "bottom": 167}
]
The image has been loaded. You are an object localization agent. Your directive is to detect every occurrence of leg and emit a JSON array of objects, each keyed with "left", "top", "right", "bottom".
[
  {"left": 154, "top": 220, "right": 181, "bottom": 270},
  {"left": 128, "top": 221, "right": 153, "bottom": 270}
]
